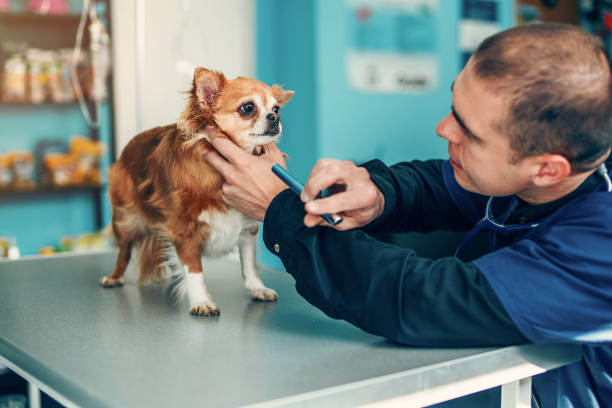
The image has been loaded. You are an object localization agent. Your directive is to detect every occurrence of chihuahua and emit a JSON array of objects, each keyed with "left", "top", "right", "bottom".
[{"left": 99, "top": 67, "right": 293, "bottom": 316}]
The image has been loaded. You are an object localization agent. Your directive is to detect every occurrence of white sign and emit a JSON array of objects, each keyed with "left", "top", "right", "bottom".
[
  {"left": 346, "top": 0, "right": 437, "bottom": 13},
  {"left": 459, "top": 19, "right": 501, "bottom": 51},
  {"left": 347, "top": 51, "right": 438, "bottom": 93}
]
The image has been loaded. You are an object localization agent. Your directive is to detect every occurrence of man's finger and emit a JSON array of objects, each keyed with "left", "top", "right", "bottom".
[
  {"left": 204, "top": 149, "right": 234, "bottom": 178},
  {"left": 304, "top": 189, "right": 364, "bottom": 215},
  {"left": 211, "top": 137, "right": 251, "bottom": 164},
  {"left": 302, "top": 169, "right": 346, "bottom": 203}
]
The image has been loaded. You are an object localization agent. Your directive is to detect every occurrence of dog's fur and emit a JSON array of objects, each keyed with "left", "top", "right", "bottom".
[{"left": 99, "top": 67, "right": 293, "bottom": 316}]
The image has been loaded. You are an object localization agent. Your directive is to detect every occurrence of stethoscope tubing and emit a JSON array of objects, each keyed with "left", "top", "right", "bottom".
[{"left": 454, "top": 163, "right": 611, "bottom": 258}]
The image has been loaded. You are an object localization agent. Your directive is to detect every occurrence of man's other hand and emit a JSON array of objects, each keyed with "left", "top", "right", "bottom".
[{"left": 301, "top": 159, "right": 384, "bottom": 230}]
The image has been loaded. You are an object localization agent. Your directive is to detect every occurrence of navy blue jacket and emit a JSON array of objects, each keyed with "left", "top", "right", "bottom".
[{"left": 262, "top": 156, "right": 612, "bottom": 407}]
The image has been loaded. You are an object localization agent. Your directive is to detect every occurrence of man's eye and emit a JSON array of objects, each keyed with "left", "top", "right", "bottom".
[
  {"left": 272, "top": 105, "right": 279, "bottom": 113},
  {"left": 239, "top": 102, "right": 256, "bottom": 116}
]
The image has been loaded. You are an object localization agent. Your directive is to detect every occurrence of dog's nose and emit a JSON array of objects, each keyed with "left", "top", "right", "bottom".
[{"left": 266, "top": 113, "right": 279, "bottom": 122}]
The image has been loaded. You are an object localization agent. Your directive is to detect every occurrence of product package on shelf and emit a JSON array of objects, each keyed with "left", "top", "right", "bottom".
[
  {"left": 42, "top": 152, "right": 75, "bottom": 186},
  {"left": 58, "top": 230, "right": 114, "bottom": 253},
  {"left": 48, "top": 48, "right": 76, "bottom": 103},
  {"left": 26, "top": 48, "right": 52, "bottom": 104},
  {"left": 38, "top": 228, "right": 114, "bottom": 255},
  {"left": 0, "top": 154, "right": 12, "bottom": 187},
  {"left": 8, "top": 150, "right": 35, "bottom": 188},
  {"left": 0, "top": 43, "right": 97, "bottom": 104},
  {"left": 41, "top": 135, "right": 105, "bottom": 186},
  {"left": 0, "top": 237, "right": 20, "bottom": 260},
  {"left": 1, "top": 52, "right": 27, "bottom": 102},
  {"left": 70, "top": 136, "right": 104, "bottom": 183}
]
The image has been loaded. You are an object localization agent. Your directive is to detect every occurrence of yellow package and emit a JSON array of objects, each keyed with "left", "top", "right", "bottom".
[
  {"left": 8, "top": 150, "right": 34, "bottom": 188},
  {"left": 0, "top": 154, "right": 13, "bottom": 187},
  {"left": 43, "top": 152, "right": 75, "bottom": 186},
  {"left": 70, "top": 136, "right": 105, "bottom": 183}
]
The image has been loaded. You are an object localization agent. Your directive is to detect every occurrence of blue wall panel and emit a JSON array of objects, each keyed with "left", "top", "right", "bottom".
[
  {"left": 316, "top": 0, "right": 458, "bottom": 165},
  {"left": 255, "top": 0, "right": 514, "bottom": 269}
]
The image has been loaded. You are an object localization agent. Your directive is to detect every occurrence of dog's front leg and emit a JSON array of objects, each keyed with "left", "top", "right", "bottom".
[
  {"left": 239, "top": 229, "right": 278, "bottom": 302},
  {"left": 174, "top": 237, "right": 219, "bottom": 316}
]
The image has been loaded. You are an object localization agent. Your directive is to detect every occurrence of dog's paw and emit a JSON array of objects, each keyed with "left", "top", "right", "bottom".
[
  {"left": 250, "top": 287, "right": 278, "bottom": 302},
  {"left": 99, "top": 276, "right": 124, "bottom": 288},
  {"left": 190, "top": 301, "right": 220, "bottom": 317}
]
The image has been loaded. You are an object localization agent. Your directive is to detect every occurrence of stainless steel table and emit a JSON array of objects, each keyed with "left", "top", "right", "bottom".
[{"left": 0, "top": 251, "right": 581, "bottom": 408}]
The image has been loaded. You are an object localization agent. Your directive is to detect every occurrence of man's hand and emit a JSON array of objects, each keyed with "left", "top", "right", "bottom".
[
  {"left": 203, "top": 133, "right": 288, "bottom": 221},
  {"left": 301, "top": 159, "right": 384, "bottom": 231}
]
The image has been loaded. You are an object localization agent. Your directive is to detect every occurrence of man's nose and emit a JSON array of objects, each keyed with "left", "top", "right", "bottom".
[
  {"left": 266, "top": 112, "right": 279, "bottom": 122},
  {"left": 436, "top": 113, "right": 461, "bottom": 144}
]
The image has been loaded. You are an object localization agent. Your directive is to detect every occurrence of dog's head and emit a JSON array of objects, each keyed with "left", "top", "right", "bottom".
[{"left": 179, "top": 67, "right": 294, "bottom": 153}]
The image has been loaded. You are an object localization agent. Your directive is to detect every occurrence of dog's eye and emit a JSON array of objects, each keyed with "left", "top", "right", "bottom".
[
  {"left": 239, "top": 102, "right": 256, "bottom": 116},
  {"left": 272, "top": 105, "right": 279, "bottom": 114}
]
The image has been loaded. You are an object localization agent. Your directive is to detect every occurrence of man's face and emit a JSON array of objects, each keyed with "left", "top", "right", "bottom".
[{"left": 436, "top": 60, "right": 533, "bottom": 197}]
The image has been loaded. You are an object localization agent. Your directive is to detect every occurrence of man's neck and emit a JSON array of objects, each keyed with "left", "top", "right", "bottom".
[{"left": 517, "top": 170, "right": 595, "bottom": 205}]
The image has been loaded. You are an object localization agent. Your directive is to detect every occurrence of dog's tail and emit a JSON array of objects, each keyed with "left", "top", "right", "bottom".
[{"left": 137, "top": 233, "right": 170, "bottom": 284}]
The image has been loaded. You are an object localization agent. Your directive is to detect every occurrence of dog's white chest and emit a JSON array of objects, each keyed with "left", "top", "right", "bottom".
[{"left": 198, "top": 209, "right": 256, "bottom": 257}]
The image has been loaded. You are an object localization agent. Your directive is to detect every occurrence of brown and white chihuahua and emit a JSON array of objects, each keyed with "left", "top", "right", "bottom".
[{"left": 99, "top": 67, "right": 293, "bottom": 316}]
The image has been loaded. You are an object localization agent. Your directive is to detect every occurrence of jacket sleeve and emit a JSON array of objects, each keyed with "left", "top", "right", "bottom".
[
  {"left": 360, "top": 159, "right": 475, "bottom": 234},
  {"left": 263, "top": 189, "right": 528, "bottom": 347}
]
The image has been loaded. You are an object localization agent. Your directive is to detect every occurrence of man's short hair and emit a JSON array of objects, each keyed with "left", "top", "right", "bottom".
[{"left": 472, "top": 23, "right": 612, "bottom": 172}]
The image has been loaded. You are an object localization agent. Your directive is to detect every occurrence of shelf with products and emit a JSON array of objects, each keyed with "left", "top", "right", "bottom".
[
  {"left": 0, "top": 0, "right": 113, "bottom": 257},
  {"left": 0, "top": 10, "right": 82, "bottom": 24}
]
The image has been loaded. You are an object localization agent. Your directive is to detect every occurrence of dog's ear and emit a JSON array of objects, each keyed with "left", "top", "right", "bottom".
[
  {"left": 271, "top": 85, "right": 294, "bottom": 108},
  {"left": 193, "top": 67, "right": 227, "bottom": 110}
]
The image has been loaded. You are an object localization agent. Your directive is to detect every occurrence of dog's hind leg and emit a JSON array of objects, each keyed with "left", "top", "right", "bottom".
[
  {"left": 100, "top": 242, "right": 132, "bottom": 287},
  {"left": 100, "top": 208, "right": 139, "bottom": 288}
]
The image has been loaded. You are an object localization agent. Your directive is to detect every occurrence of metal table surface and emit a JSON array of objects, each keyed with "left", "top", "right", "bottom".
[{"left": 0, "top": 251, "right": 581, "bottom": 408}]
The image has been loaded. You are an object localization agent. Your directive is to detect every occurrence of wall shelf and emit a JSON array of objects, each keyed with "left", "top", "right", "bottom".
[
  {"left": 0, "top": 102, "right": 81, "bottom": 108},
  {"left": 0, "top": 10, "right": 88, "bottom": 50},
  {"left": 0, "top": 183, "right": 105, "bottom": 196},
  {"left": 0, "top": 11, "right": 82, "bottom": 25}
]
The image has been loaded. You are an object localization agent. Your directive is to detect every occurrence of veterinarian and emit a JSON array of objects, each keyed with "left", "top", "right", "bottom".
[{"left": 204, "top": 23, "right": 612, "bottom": 407}]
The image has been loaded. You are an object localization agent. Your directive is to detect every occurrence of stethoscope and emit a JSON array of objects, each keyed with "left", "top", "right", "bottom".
[{"left": 455, "top": 163, "right": 612, "bottom": 258}]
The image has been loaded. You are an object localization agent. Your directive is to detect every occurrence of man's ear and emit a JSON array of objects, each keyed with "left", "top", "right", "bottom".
[
  {"left": 271, "top": 85, "right": 294, "bottom": 107},
  {"left": 530, "top": 154, "right": 572, "bottom": 187},
  {"left": 193, "top": 67, "right": 227, "bottom": 110}
]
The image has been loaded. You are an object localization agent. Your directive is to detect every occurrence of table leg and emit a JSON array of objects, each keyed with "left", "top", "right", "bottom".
[
  {"left": 28, "top": 382, "right": 41, "bottom": 408},
  {"left": 501, "top": 377, "right": 531, "bottom": 408}
]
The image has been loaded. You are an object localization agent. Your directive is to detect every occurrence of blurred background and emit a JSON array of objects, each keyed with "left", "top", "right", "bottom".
[
  {"left": 0, "top": 0, "right": 610, "bottom": 406},
  {"left": 3, "top": 0, "right": 605, "bottom": 262}
]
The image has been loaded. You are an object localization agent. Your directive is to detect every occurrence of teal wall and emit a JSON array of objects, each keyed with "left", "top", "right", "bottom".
[
  {"left": 255, "top": 0, "right": 513, "bottom": 269},
  {"left": 0, "top": 103, "right": 113, "bottom": 255}
]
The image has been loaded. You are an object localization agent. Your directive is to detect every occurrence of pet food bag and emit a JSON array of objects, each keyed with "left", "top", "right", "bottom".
[
  {"left": 70, "top": 136, "right": 105, "bottom": 183},
  {"left": 8, "top": 150, "right": 35, "bottom": 188},
  {"left": 43, "top": 152, "right": 75, "bottom": 186},
  {"left": 47, "top": 49, "right": 74, "bottom": 103},
  {"left": 26, "top": 48, "right": 49, "bottom": 103},
  {"left": 0, "top": 154, "right": 12, "bottom": 187},
  {"left": 1, "top": 52, "right": 27, "bottom": 102}
]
